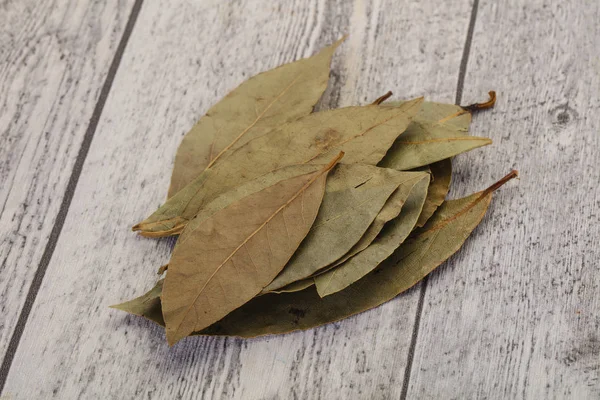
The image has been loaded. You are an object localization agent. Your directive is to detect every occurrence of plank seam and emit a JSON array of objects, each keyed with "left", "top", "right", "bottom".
[
  {"left": 455, "top": 0, "right": 480, "bottom": 105},
  {"left": 0, "top": 0, "right": 145, "bottom": 392},
  {"left": 400, "top": 1, "right": 480, "bottom": 398}
]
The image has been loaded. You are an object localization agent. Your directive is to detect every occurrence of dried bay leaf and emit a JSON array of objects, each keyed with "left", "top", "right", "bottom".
[
  {"left": 379, "top": 101, "right": 491, "bottom": 171},
  {"left": 314, "top": 173, "right": 430, "bottom": 297},
  {"left": 112, "top": 172, "right": 517, "bottom": 338},
  {"left": 415, "top": 158, "right": 452, "bottom": 228},
  {"left": 134, "top": 98, "right": 424, "bottom": 237},
  {"left": 322, "top": 171, "right": 428, "bottom": 271},
  {"left": 162, "top": 153, "right": 342, "bottom": 345},
  {"left": 168, "top": 38, "right": 345, "bottom": 197},
  {"left": 262, "top": 167, "right": 429, "bottom": 293}
]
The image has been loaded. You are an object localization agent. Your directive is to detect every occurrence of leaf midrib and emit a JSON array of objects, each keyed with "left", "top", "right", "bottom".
[{"left": 206, "top": 73, "right": 304, "bottom": 169}]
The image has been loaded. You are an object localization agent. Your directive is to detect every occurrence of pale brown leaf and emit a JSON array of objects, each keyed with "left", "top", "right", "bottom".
[
  {"left": 162, "top": 153, "right": 342, "bottom": 345},
  {"left": 168, "top": 38, "right": 345, "bottom": 197},
  {"left": 379, "top": 101, "right": 490, "bottom": 171}
]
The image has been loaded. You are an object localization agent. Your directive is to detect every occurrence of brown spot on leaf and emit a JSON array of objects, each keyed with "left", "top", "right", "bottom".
[{"left": 313, "top": 128, "right": 342, "bottom": 151}]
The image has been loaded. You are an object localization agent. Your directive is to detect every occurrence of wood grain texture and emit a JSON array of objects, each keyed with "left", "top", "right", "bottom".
[
  {"left": 406, "top": 1, "right": 600, "bottom": 399},
  {"left": 1, "top": 0, "right": 473, "bottom": 398},
  {"left": 0, "top": 0, "right": 133, "bottom": 360}
]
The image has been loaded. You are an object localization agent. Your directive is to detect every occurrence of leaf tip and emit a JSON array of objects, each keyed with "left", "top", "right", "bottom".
[
  {"left": 166, "top": 329, "right": 184, "bottom": 346},
  {"left": 322, "top": 35, "right": 347, "bottom": 54},
  {"left": 411, "top": 96, "right": 426, "bottom": 108},
  {"left": 479, "top": 137, "right": 493, "bottom": 147},
  {"left": 109, "top": 302, "right": 124, "bottom": 311}
]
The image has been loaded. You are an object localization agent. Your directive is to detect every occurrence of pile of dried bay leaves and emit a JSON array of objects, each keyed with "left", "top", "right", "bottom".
[{"left": 112, "top": 38, "right": 517, "bottom": 345}]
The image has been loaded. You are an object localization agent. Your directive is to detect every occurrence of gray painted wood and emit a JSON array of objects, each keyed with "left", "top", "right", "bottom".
[
  {"left": 407, "top": 0, "right": 600, "bottom": 399},
  {"left": 1, "top": 0, "right": 473, "bottom": 398},
  {"left": 0, "top": 0, "right": 133, "bottom": 360}
]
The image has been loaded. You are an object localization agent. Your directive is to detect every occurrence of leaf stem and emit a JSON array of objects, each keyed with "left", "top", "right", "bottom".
[
  {"left": 462, "top": 90, "right": 496, "bottom": 112},
  {"left": 371, "top": 91, "right": 393, "bottom": 105},
  {"left": 480, "top": 169, "right": 518, "bottom": 197}
]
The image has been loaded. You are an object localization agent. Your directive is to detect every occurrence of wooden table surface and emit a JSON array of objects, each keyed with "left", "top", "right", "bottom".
[{"left": 1, "top": 0, "right": 599, "bottom": 398}]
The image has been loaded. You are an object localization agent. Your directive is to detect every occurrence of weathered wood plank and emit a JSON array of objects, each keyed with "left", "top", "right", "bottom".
[
  {"left": 2, "top": 0, "right": 473, "bottom": 398},
  {"left": 406, "top": 1, "right": 600, "bottom": 398},
  {"left": 0, "top": 0, "right": 134, "bottom": 360}
]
